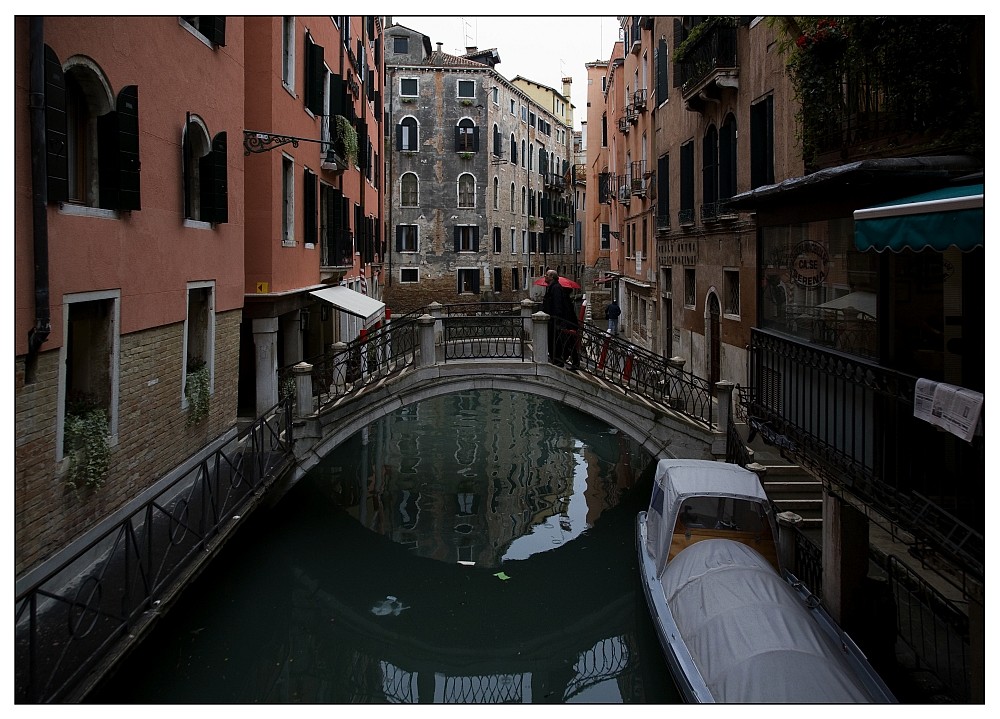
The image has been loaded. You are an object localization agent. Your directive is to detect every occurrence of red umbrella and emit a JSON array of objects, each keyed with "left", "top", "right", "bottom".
[{"left": 533, "top": 275, "right": 581, "bottom": 289}]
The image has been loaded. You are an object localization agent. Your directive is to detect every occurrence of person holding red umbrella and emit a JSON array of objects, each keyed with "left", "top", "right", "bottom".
[{"left": 541, "top": 269, "right": 579, "bottom": 369}]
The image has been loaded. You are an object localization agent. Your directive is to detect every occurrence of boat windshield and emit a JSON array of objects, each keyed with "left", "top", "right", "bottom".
[{"left": 676, "top": 496, "right": 772, "bottom": 539}]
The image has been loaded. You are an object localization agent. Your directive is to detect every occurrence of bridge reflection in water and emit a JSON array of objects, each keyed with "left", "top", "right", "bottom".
[{"left": 89, "top": 390, "right": 678, "bottom": 704}]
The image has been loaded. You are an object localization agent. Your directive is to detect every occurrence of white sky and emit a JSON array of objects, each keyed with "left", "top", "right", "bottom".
[{"left": 392, "top": 15, "right": 619, "bottom": 130}]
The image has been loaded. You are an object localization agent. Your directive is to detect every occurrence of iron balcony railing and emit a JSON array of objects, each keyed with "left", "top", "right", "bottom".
[
  {"left": 632, "top": 88, "right": 647, "bottom": 111},
  {"left": 677, "top": 207, "right": 695, "bottom": 226},
  {"left": 700, "top": 198, "right": 737, "bottom": 223},
  {"left": 745, "top": 327, "right": 984, "bottom": 582},
  {"left": 676, "top": 22, "right": 738, "bottom": 96},
  {"left": 14, "top": 398, "right": 295, "bottom": 703}
]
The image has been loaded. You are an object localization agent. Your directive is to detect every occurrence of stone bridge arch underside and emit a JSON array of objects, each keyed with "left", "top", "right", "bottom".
[{"left": 288, "top": 361, "right": 721, "bottom": 487}]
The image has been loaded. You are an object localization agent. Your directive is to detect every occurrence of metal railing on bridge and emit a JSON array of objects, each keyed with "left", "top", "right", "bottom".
[{"left": 15, "top": 398, "right": 294, "bottom": 703}]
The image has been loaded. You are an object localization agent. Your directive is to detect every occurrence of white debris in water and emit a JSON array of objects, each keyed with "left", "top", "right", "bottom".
[{"left": 370, "top": 595, "right": 409, "bottom": 616}]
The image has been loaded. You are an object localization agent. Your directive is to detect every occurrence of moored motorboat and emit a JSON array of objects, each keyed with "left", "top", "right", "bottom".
[{"left": 636, "top": 458, "right": 895, "bottom": 703}]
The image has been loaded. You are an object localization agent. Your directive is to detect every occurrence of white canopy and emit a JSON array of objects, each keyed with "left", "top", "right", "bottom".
[
  {"left": 645, "top": 459, "right": 771, "bottom": 578},
  {"left": 309, "top": 286, "right": 385, "bottom": 328},
  {"left": 661, "top": 539, "right": 882, "bottom": 703}
]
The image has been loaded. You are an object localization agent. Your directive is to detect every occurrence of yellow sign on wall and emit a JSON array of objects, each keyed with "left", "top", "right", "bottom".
[{"left": 255, "top": 281, "right": 269, "bottom": 293}]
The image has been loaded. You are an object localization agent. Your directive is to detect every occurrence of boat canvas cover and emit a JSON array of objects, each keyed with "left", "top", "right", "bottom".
[
  {"left": 662, "top": 538, "right": 878, "bottom": 702},
  {"left": 645, "top": 459, "right": 770, "bottom": 578}
]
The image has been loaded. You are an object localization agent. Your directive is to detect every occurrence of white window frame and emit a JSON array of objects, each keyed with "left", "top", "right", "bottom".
[
  {"left": 457, "top": 226, "right": 476, "bottom": 252},
  {"left": 282, "top": 16, "right": 295, "bottom": 93},
  {"left": 56, "top": 289, "right": 121, "bottom": 462},
  {"left": 399, "top": 115, "right": 419, "bottom": 151},
  {"left": 457, "top": 78, "right": 476, "bottom": 98},
  {"left": 400, "top": 171, "right": 419, "bottom": 207},
  {"left": 182, "top": 280, "right": 216, "bottom": 410},
  {"left": 400, "top": 77, "right": 419, "bottom": 97},
  {"left": 282, "top": 153, "right": 295, "bottom": 245},
  {"left": 398, "top": 224, "right": 419, "bottom": 252},
  {"left": 400, "top": 267, "right": 419, "bottom": 283},
  {"left": 457, "top": 173, "right": 476, "bottom": 209},
  {"left": 723, "top": 268, "right": 741, "bottom": 319}
]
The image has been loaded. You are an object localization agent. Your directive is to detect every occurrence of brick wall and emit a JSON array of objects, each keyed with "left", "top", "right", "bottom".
[{"left": 14, "top": 309, "right": 242, "bottom": 577}]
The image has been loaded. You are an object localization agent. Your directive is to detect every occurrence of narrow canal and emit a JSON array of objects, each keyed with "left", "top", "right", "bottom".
[{"left": 88, "top": 390, "right": 679, "bottom": 703}]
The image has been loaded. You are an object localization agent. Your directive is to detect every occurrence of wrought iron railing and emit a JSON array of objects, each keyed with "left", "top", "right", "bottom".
[
  {"left": 575, "top": 322, "right": 715, "bottom": 428},
  {"left": 746, "top": 328, "right": 984, "bottom": 582},
  {"left": 14, "top": 397, "right": 295, "bottom": 703},
  {"left": 676, "top": 22, "right": 738, "bottom": 95},
  {"left": 443, "top": 314, "right": 527, "bottom": 361}
]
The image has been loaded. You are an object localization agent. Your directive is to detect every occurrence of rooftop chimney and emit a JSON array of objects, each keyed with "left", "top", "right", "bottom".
[
  {"left": 465, "top": 46, "right": 478, "bottom": 54},
  {"left": 562, "top": 77, "right": 572, "bottom": 97},
  {"left": 436, "top": 42, "right": 443, "bottom": 52}
]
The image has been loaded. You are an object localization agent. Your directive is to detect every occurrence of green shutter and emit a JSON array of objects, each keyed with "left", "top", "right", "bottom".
[{"left": 200, "top": 131, "right": 229, "bottom": 224}]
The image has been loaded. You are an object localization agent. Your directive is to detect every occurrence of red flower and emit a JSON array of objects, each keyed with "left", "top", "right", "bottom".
[{"left": 796, "top": 35, "right": 807, "bottom": 48}]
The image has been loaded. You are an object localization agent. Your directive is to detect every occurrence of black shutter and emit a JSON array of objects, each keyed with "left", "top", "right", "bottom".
[
  {"left": 396, "top": 122, "right": 404, "bottom": 150},
  {"left": 200, "top": 131, "right": 228, "bottom": 223},
  {"left": 98, "top": 85, "right": 141, "bottom": 211},
  {"left": 203, "top": 16, "right": 226, "bottom": 46},
  {"left": 374, "top": 37, "right": 381, "bottom": 67},
  {"left": 472, "top": 127, "right": 479, "bottom": 152},
  {"left": 510, "top": 139, "right": 517, "bottom": 165},
  {"left": 472, "top": 225, "right": 479, "bottom": 252},
  {"left": 328, "top": 187, "right": 342, "bottom": 261},
  {"left": 356, "top": 120, "right": 368, "bottom": 169},
  {"left": 454, "top": 126, "right": 462, "bottom": 152},
  {"left": 303, "top": 168, "right": 317, "bottom": 244},
  {"left": 453, "top": 226, "right": 460, "bottom": 253},
  {"left": 657, "top": 154, "right": 669, "bottom": 220},
  {"left": 329, "top": 74, "right": 345, "bottom": 118},
  {"left": 305, "top": 38, "right": 325, "bottom": 115},
  {"left": 673, "top": 20, "right": 685, "bottom": 88},
  {"left": 472, "top": 269, "right": 480, "bottom": 294},
  {"left": 656, "top": 38, "right": 668, "bottom": 104},
  {"left": 720, "top": 119, "right": 737, "bottom": 199},
  {"left": 43, "top": 45, "right": 68, "bottom": 203},
  {"left": 680, "top": 142, "right": 694, "bottom": 213},
  {"left": 183, "top": 113, "right": 193, "bottom": 218},
  {"left": 396, "top": 224, "right": 404, "bottom": 252}
]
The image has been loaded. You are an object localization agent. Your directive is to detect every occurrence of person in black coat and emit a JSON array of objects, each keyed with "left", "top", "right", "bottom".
[{"left": 542, "top": 269, "right": 579, "bottom": 368}]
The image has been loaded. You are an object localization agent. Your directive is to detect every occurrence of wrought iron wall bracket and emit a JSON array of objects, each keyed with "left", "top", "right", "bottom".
[{"left": 243, "top": 130, "right": 328, "bottom": 155}]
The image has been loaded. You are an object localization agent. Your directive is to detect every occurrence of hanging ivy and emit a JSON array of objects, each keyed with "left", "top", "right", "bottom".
[
  {"left": 672, "top": 17, "right": 741, "bottom": 63},
  {"left": 64, "top": 403, "right": 111, "bottom": 491},
  {"left": 185, "top": 360, "right": 211, "bottom": 426},
  {"left": 335, "top": 115, "right": 359, "bottom": 165}
]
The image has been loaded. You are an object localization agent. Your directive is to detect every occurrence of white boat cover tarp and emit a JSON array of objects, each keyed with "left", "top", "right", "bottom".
[
  {"left": 662, "top": 538, "right": 878, "bottom": 702},
  {"left": 646, "top": 459, "right": 770, "bottom": 578}
]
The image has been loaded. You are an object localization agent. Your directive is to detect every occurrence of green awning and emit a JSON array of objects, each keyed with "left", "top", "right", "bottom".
[{"left": 853, "top": 183, "right": 983, "bottom": 252}]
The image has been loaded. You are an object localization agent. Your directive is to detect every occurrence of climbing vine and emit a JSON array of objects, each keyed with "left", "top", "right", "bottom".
[
  {"left": 335, "top": 115, "right": 359, "bottom": 165},
  {"left": 185, "top": 360, "right": 211, "bottom": 426},
  {"left": 64, "top": 396, "right": 111, "bottom": 491}
]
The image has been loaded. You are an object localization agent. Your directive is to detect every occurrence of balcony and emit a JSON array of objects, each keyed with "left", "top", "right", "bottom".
[
  {"left": 675, "top": 20, "right": 739, "bottom": 108},
  {"left": 632, "top": 88, "right": 647, "bottom": 112},
  {"left": 617, "top": 184, "right": 631, "bottom": 205},
  {"left": 545, "top": 213, "right": 570, "bottom": 230},
  {"left": 544, "top": 171, "right": 566, "bottom": 190},
  {"left": 629, "top": 161, "right": 647, "bottom": 197},
  {"left": 700, "top": 198, "right": 736, "bottom": 223},
  {"left": 677, "top": 208, "right": 695, "bottom": 227},
  {"left": 625, "top": 103, "right": 639, "bottom": 125},
  {"left": 617, "top": 116, "right": 630, "bottom": 135},
  {"left": 656, "top": 211, "right": 670, "bottom": 233}
]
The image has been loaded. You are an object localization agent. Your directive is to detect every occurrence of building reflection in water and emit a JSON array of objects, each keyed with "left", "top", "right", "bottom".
[{"left": 89, "top": 390, "right": 677, "bottom": 704}]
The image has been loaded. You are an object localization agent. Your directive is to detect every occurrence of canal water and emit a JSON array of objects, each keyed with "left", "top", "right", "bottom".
[{"left": 88, "top": 390, "right": 679, "bottom": 704}]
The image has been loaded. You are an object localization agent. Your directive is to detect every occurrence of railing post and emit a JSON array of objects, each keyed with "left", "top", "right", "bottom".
[
  {"left": 292, "top": 362, "right": 313, "bottom": 417},
  {"left": 776, "top": 510, "right": 803, "bottom": 575},
  {"left": 667, "top": 356, "right": 686, "bottom": 408},
  {"left": 331, "top": 342, "right": 348, "bottom": 396},
  {"left": 417, "top": 314, "right": 436, "bottom": 367},
  {"left": 713, "top": 380, "right": 734, "bottom": 457},
  {"left": 427, "top": 301, "right": 444, "bottom": 344},
  {"left": 532, "top": 311, "right": 550, "bottom": 364},
  {"left": 520, "top": 298, "right": 535, "bottom": 337}
]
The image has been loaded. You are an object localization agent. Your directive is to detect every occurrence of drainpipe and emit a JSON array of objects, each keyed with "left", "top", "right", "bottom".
[{"left": 27, "top": 16, "right": 52, "bottom": 363}]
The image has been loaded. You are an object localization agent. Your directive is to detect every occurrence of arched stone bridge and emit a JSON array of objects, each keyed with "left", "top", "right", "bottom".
[{"left": 283, "top": 308, "right": 736, "bottom": 489}]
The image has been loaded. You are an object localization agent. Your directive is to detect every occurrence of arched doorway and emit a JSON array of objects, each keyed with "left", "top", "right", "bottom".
[{"left": 707, "top": 292, "right": 721, "bottom": 385}]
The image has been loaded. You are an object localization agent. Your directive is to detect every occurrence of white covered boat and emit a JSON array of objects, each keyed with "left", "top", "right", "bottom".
[{"left": 636, "top": 458, "right": 896, "bottom": 703}]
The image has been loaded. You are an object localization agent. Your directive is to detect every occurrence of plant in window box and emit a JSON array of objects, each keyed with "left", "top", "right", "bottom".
[
  {"left": 460, "top": 99, "right": 473, "bottom": 106},
  {"left": 335, "top": 115, "right": 359, "bottom": 166},
  {"left": 401, "top": 97, "right": 414, "bottom": 104},
  {"left": 185, "top": 358, "right": 211, "bottom": 426},
  {"left": 528, "top": 217, "right": 537, "bottom": 227},
  {"left": 459, "top": 151, "right": 474, "bottom": 160},
  {"left": 64, "top": 392, "right": 110, "bottom": 491}
]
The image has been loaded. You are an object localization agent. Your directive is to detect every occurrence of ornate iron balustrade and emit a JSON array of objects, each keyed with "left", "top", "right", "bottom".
[
  {"left": 575, "top": 322, "right": 715, "bottom": 428},
  {"left": 443, "top": 314, "right": 527, "bottom": 361},
  {"left": 676, "top": 22, "right": 738, "bottom": 96},
  {"left": 700, "top": 198, "right": 736, "bottom": 223},
  {"left": 14, "top": 398, "right": 294, "bottom": 703},
  {"left": 677, "top": 208, "right": 695, "bottom": 226},
  {"left": 746, "top": 328, "right": 983, "bottom": 581}
]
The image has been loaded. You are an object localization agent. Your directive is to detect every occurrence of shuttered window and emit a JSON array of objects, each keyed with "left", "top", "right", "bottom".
[
  {"left": 679, "top": 141, "right": 694, "bottom": 223},
  {"left": 199, "top": 131, "right": 228, "bottom": 224},
  {"left": 655, "top": 38, "right": 668, "bottom": 104},
  {"left": 657, "top": 153, "right": 670, "bottom": 225},
  {"left": 305, "top": 36, "right": 326, "bottom": 115},
  {"left": 97, "top": 85, "right": 141, "bottom": 211},
  {"left": 303, "top": 168, "right": 317, "bottom": 245},
  {"left": 750, "top": 95, "right": 775, "bottom": 189}
]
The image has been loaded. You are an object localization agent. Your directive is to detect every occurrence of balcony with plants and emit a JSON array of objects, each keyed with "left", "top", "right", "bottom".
[
  {"left": 673, "top": 17, "right": 739, "bottom": 107},
  {"left": 781, "top": 16, "right": 984, "bottom": 170}
]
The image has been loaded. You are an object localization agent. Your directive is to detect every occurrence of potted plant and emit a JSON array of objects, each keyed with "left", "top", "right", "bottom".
[
  {"left": 459, "top": 151, "right": 474, "bottom": 161},
  {"left": 460, "top": 99, "right": 473, "bottom": 107},
  {"left": 335, "top": 114, "right": 359, "bottom": 166},
  {"left": 63, "top": 392, "right": 111, "bottom": 491},
  {"left": 185, "top": 358, "right": 210, "bottom": 426}
]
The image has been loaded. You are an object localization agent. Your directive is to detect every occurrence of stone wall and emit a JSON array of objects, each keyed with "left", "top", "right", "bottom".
[{"left": 14, "top": 309, "right": 241, "bottom": 577}]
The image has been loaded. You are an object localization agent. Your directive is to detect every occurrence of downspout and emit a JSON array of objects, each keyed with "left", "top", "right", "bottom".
[
  {"left": 27, "top": 15, "right": 52, "bottom": 364},
  {"left": 386, "top": 63, "right": 393, "bottom": 289}
]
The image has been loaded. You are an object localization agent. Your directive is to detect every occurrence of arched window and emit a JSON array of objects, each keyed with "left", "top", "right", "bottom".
[
  {"left": 398, "top": 116, "right": 418, "bottom": 151},
  {"left": 510, "top": 182, "right": 515, "bottom": 211},
  {"left": 510, "top": 134, "right": 517, "bottom": 164},
  {"left": 521, "top": 139, "right": 526, "bottom": 168},
  {"left": 458, "top": 173, "right": 476, "bottom": 208},
  {"left": 492, "top": 124, "right": 502, "bottom": 157},
  {"left": 400, "top": 172, "right": 418, "bottom": 206},
  {"left": 493, "top": 177, "right": 499, "bottom": 209},
  {"left": 719, "top": 113, "right": 737, "bottom": 200},
  {"left": 521, "top": 186, "right": 526, "bottom": 215},
  {"left": 702, "top": 124, "right": 719, "bottom": 209},
  {"left": 182, "top": 115, "right": 229, "bottom": 224},
  {"left": 455, "top": 118, "right": 478, "bottom": 152}
]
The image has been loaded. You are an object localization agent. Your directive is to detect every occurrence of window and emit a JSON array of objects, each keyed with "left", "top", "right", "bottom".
[
  {"left": 398, "top": 116, "right": 418, "bottom": 151},
  {"left": 282, "top": 154, "right": 294, "bottom": 244},
  {"left": 454, "top": 225, "right": 479, "bottom": 252},
  {"left": 492, "top": 124, "right": 502, "bottom": 157},
  {"left": 510, "top": 227, "right": 516, "bottom": 254},
  {"left": 396, "top": 224, "right": 418, "bottom": 252},
  {"left": 183, "top": 117, "right": 228, "bottom": 224},
  {"left": 400, "top": 77, "right": 418, "bottom": 96},
  {"left": 510, "top": 183, "right": 515, "bottom": 211},
  {"left": 457, "top": 79, "right": 475, "bottom": 98},
  {"left": 320, "top": 184, "right": 351, "bottom": 266},
  {"left": 400, "top": 172, "right": 418, "bottom": 206},
  {"left": 750, "top": 95, "right": 775, "bottom": 189},
  {"left": 521, "top": 230, "right": 528, "bottom": 254},
  {"left": 493, "top": 267, "right": 503, "bottom": 292},
  {"left": 183, "top": 282, "right": 215, "bottom": 413},
  {"left": 510, "top": 99, "right": 516, "bottom": 114},
  {"left": 180, "top": 16, "right": 227, "bottom": 47},
  {"left": 702, "top": 124, "right": 719, "bottom": 213},
  {"left": 282, "top": 17, "right": 295, "bottom": 89},
  {"left": 521, "top": 140, "right": 526, "bottom": 167},
  {"left": 492, "top": 87, "right": 499, "bottom": 104},
  {"left": 455, "top": 118, "right": 478, "bottom": 152},
  {"left": 684, "top": 267, "right": 696, "bottom": 307},
  {"left": 600, "top": 223, "right": 610, "bottom": 250},
  {"left": 656, "top": 153, "right": 670, "bottom": 228},
  {"left": 493, "top": 226, "right": 502, "bottom": 254},
  {"left": 511, "top": 267, "right": 520, "bottom": 291},
  {"left": 458, "top": 173, "right": 475, "bottom": 208},
  {"left": 510, "top": 135, "right": 517, "bottom": 164},
  {"left": 719, "top": 114, "right": 737, "bottom": 201},
  {"left": 58, "top": 290, "right": 120, "bottom": 462},
  {"left": 521, "top": 187, "right": 526, "bottom": 215},
  {"left": 493, "top": 177, "right": 499, "bottom": 209},
  {"left": 679, "top": 140, "right": 694, "bottom": 225},
  {"left": 724, "top": 269, "right": 740, "bottom": 317},
  {"left": 304, "top": 34, "right": 325, "bottom": 114},
  {"left": 655, "top": 37, "right": 669, "bottom": 105},
  {"left": 457, "top": 268, "right": 480, "bottom": 293},
  {"left": 393, "top": 35, "right": 408, "bottom": 54},
  {"left": 303, "top": 168, "right": 317, "bottom": 247},
  {"left": 400, "top": 267, "right": 419, "bottom": 283}
]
